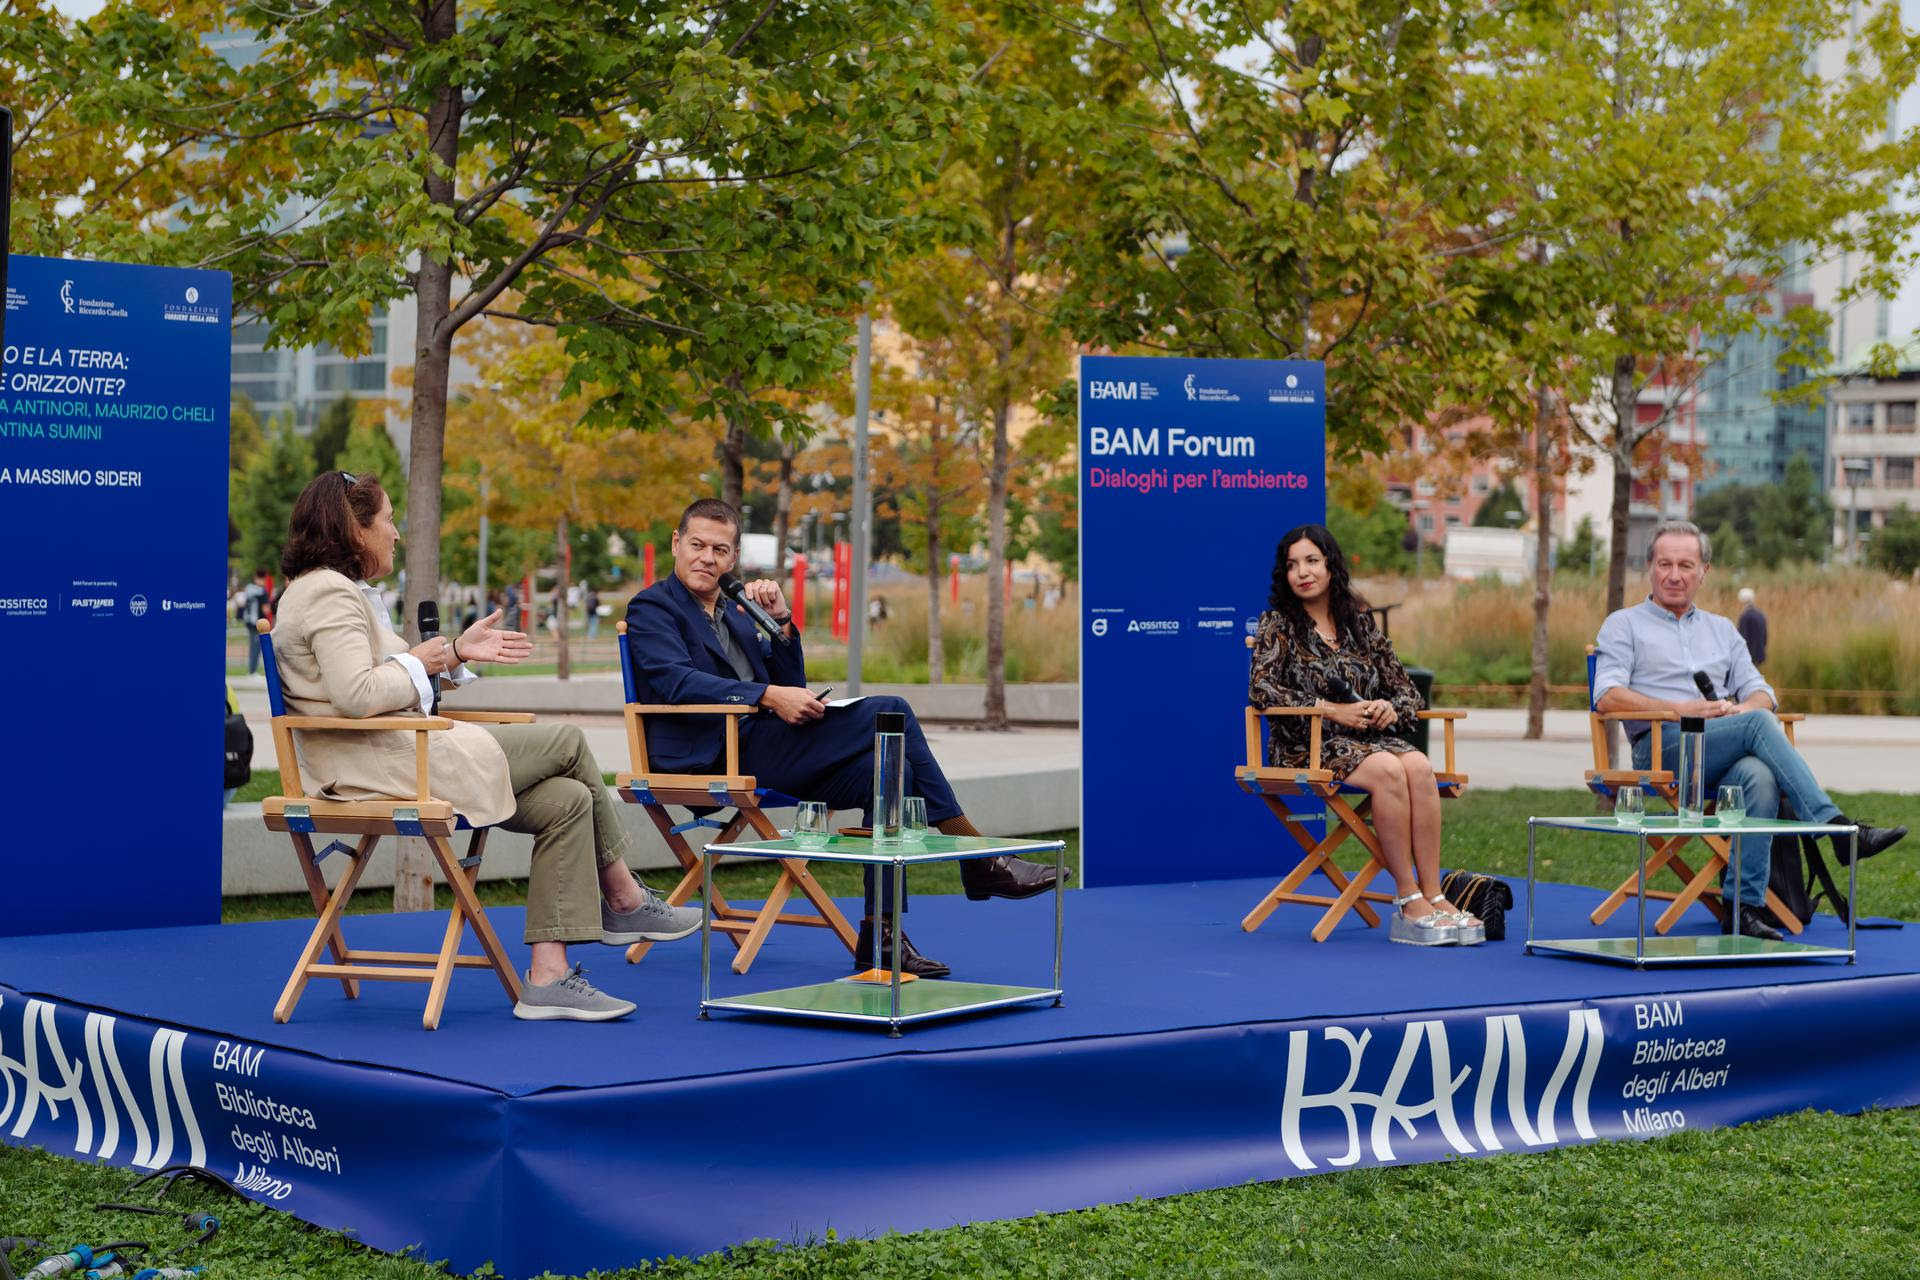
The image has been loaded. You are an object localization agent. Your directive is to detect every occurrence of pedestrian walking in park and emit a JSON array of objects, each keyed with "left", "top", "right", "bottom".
[
  {"left": 238, "top": 567, "right": 272, "bottom": 673},
  {"left": 1737, "top": 586, "right": 1768, "bottom": 666}
]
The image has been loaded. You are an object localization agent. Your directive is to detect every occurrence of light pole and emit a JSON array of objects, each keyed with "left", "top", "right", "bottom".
[{"left": 1843, "top": 457, "right": 1872, "bottom": 564}]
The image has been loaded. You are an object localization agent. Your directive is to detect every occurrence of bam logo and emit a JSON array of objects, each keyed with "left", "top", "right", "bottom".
[
  {"left": 1088, "top": 380, "right": 1137, "bottom": 400},
  {"left": 0, "top": 995, "right": 207, "bottom": 1170}
]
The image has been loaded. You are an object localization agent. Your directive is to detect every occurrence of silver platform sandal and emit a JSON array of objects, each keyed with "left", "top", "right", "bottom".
[
  {"left": 1430, "top": 896, "right": 1487, "bottom": 946},
  {"left": 1389, "top": 892, "right": 1459, "bottom": 946}
]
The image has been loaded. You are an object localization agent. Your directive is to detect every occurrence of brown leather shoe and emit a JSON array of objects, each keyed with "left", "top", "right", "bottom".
[
  {"left": 852, "top": 918, "right": 951, "bottom": 979},
  {"left": 960, "top": 855, "right": 1064, "bottom": 901}
]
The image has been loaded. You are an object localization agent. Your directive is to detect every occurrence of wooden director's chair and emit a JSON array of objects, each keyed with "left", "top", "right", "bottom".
[
  {"left": 256, "top": 620, "right": 530, "bottom": 1029},
  {"left": 612, "top": 621, "right": 856, "bottom": 974},
  {"left": 1238, "top": 699, "right": 1468, "bottom": 942},
  {"left": 1582, "top": 645, "right": 1803, "bottom": 936}
]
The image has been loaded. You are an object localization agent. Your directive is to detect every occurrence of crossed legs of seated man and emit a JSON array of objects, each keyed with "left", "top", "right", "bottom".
[
  {"left": 740, "top": 695, "right": 1060, "bottom": 977},
  {"left": 1346, "top": 749, "right": 1483, "bottom": 946},
  {"left": 491, "top": 723, "right": 702, "bottom": 1020},
  {"left": 1630, "top": 709, "right": 1907, "bottom": 940}
]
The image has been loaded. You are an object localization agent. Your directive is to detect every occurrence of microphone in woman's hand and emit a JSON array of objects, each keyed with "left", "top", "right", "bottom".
[{"left": 1323, "top": 673, "right": 1359, "bottom": 702}]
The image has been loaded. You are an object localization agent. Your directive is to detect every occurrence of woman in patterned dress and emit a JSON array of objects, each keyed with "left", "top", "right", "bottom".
[{"left": 1248, "top": 524, "right": 1482, "bottom": 945}]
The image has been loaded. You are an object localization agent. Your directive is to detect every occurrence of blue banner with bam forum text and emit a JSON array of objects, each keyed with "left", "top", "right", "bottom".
[
  {"left": 0, "top": 256, "right": 230, "bottom": 935},
  {"left": 1078, "top": 356, "right": 1324, "bottom": 886}
]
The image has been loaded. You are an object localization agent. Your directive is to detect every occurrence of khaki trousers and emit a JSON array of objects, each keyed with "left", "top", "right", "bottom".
[{"left": 484, "top": 722, "right": 632, "bottom": 944}]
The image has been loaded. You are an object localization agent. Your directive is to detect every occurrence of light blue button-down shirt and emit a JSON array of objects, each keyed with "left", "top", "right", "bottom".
[{"left": 1593, "top": 597, "right": 1774, "bottom": 741}]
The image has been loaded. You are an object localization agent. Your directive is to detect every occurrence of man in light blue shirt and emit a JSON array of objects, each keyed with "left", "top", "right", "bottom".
[{"left": 1594, "top": 521, "right": 1907, "bottom": 939}]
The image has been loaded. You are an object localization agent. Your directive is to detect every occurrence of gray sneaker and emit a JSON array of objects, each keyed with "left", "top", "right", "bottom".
[
  {"left": 512, "top": 965, "right": 635, "bottom": 1022},
  {"left": 600, "top": 886, "right": 703, "bottom": 944}
]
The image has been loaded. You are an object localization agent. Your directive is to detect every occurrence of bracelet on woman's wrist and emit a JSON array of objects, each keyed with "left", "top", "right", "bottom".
[{"left": 450, "top": 638, "right": 463, "bottom": 665}]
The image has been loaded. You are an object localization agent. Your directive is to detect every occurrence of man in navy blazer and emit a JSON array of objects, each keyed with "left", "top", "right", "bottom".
[{"left": 624, "top": 499, "right": 1062, "bottom": 977}]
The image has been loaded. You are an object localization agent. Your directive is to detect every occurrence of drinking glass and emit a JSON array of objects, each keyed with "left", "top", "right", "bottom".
[
  {"left": 1615, "top": 785, "right": 1645, "bottom": 827},
  {"left": 1716, "top": 784, "right": 1746, "bottom": 827},
  {"left": 901, "top": 796, "right": 928, "bottom": 844},
  {"left": 793, "top": 801, "right": 830, "bottom": 849}
]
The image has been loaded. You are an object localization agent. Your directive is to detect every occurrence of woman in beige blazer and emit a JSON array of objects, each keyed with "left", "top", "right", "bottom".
[{"left": 274, "top": 471, "right": 701, "bottom": 1022}]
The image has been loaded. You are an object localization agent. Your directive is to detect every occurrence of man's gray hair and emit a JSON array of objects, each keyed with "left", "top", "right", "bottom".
[{"left": 1646, "top": 519, "right": 1712, "bottom": 566}]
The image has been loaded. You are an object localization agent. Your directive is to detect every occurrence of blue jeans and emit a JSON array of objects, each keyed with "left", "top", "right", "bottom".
[{"left": 1631, "top": 710, "right": 1838, "bottom": 907}]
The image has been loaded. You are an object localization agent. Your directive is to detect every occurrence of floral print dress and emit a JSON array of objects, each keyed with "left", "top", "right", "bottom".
[{"left": 1247, "top": 608, "right": 1424, "bottom": 781}]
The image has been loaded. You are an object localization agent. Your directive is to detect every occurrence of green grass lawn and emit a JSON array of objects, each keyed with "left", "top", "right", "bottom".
[{"left": 13, "top": 786, "right": 1920, "bottom": 1278}]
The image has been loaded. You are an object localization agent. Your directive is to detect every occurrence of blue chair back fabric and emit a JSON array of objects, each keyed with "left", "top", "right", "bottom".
[
  {"left": 1587, "top": 647, "right": 1599, "bottom": 712},
  {"left": 260, "top": 628, "right": 288, "bottom": 718},
  {"left": 617, "top": 622, "right": 638, "bottom": 705}
]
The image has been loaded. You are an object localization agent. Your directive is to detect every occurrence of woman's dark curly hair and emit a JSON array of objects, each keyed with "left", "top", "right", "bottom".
[
  {"left": 280, "top": 470, "right": 387, "bottom": 586},
  {"left": 1267, "top": 523, "right": 1370, "bottom": 640}
]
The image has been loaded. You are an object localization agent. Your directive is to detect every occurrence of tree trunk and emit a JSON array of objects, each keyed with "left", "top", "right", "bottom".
[
  {"left": 554, "top": 512, "right": 571, "bottom": 681},
  {"left": 1606, "top": 352, "right": 1637, "bottom": 613},
  {"left": 1526, "top": 386, "right": 1555, "bottom": 740},
  {"left": 925, "top": 500, "right": 944, "bottom": 686},
  {"left": 721, "top": 379, "right": 746, "bottom": 512},
  {"left": 984, "top": 393, "right": 1011, "bottom": 730},
  {"left": 397, "top": 0, "right": 463, "bottom": 915},
  {"left": 773, "top": 437, "right": 794, "bottom": 576}
]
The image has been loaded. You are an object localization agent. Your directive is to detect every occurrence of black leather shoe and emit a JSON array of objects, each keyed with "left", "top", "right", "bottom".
[
  {"left": 1721, "top": 904, "right": 1784, "bottom": 942},
  {"left": 960, "top": 855, "right": 1066, "bottom": 901},
  {"left": 1834, "top": 817, "right": 1908, "bottom": 865},
  {"left": 852, "top": 919, "right": 951, "bottom": 979}
]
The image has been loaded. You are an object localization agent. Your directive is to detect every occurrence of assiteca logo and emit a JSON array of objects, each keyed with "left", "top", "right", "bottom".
[
  {"left": 0, "top": 595, "right": 51, "bottom": 617},
  {"left": 1127, "top": 619, "right": 1181, "bottom": 635}
]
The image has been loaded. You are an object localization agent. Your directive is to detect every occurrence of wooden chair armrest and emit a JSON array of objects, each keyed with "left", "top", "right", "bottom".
[
  {"left": 1416, "top": 709, "right": 1465, "bottom": 720},
  {"left": 277, "top": 715, "right": 454, "bottom": 731},
  {"left": 629, "top": 704, "right": 757, "bottom": 715},
  {"left": 1246, "top": 705, "right": 1323, "bottom": 772},
  {"left": 439, "top": 710, "right": 536, "bottom": 724},
  {"left": 1598, "top": 710, "right": 1676, "bottom": 722},
  {"left": 1776, "top": 712, "right": 1804, "bottom": 722},
  {"left": 1418, "top": 709, "right": 1463, "bottom": 773}
]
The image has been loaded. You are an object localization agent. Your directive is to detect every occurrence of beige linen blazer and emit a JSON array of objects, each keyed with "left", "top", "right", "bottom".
[{"left": 270, "top": 569, "right": 514, "bottom": 826}]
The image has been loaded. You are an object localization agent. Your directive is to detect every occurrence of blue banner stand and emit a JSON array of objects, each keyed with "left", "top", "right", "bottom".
[
  {"left": 0, "top": 255, "right": 230, "bottom": 936},
  {"left": 1078, "top": 355, "right": 1325, "bottom": 886}
]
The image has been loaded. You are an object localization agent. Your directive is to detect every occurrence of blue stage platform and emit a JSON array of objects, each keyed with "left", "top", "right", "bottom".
[{"left": 3, "top": 877, "right": 1918, "bottom": 1278}]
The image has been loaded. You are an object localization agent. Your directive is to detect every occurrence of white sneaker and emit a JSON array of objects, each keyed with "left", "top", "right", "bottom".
[
  {"left": 600, "top": 886, "right": 702, "bottom": 944},
  {"left": 512, "top": 965, "right": 635, "bottom": 1021}
]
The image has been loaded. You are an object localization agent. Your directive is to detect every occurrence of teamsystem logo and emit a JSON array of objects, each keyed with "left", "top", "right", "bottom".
[{"left": 162, "top": 598, "right": 209, "bottom": 612}]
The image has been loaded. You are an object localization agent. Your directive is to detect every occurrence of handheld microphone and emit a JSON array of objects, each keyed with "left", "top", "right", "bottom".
[
  {"left": 1692, "top": 671, "right": 1718, "bottom": 702},
  {"left": 1323, "top": 673, "right": 1360, "bottom": 702},
  {"left": 719, "top": 574, "right": 791, "bottom": 646},
  {"left": 417, "top": 601, "right": 442, "bottom": 714}
]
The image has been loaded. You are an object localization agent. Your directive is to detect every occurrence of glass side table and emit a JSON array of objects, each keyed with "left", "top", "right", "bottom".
[
  {"left": 1526, "top": 814, "right": 1858, "bottom": 967},
  {"left": 697, "top": 833, "right": 1066, "bottom": 1036}
]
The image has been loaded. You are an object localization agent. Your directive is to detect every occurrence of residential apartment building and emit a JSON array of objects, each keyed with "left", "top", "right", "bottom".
[{"left": 1826, "top": 365, "right": 1920, "bottom": 556}]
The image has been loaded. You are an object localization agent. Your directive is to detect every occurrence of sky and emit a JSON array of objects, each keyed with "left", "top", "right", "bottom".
[{"left": 37, "top": 0, "right": 1920, "bottom": 345}]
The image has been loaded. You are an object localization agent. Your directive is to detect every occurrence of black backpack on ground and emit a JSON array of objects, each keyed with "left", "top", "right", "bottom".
[
  {"left": 1758, "top": 800, "right": 1847, "bottom": 929},
  {"left": 224, "top": 697, "right": 253, "bottom": 791}
]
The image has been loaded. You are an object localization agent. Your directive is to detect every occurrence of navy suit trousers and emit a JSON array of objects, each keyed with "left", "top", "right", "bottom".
[{"left": 739, "top": 696, "right": 961, "bottom": 915}]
